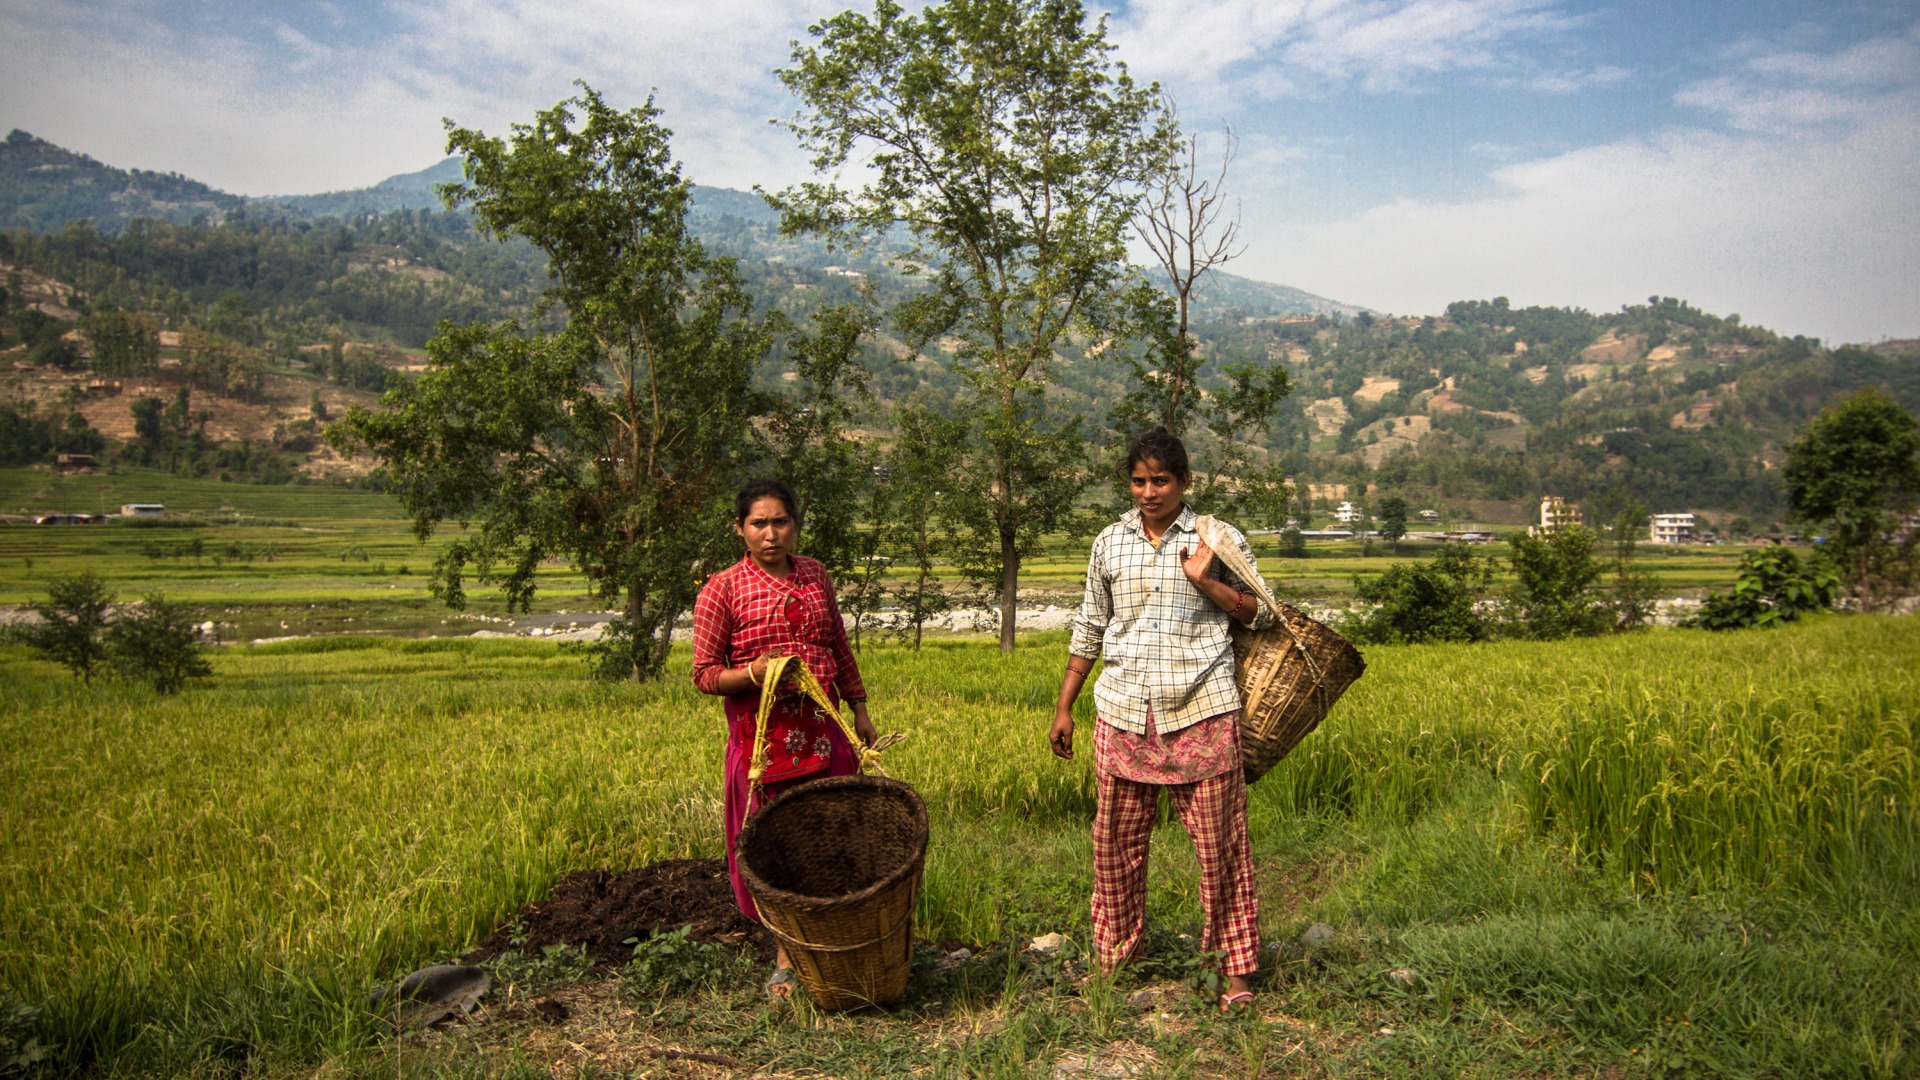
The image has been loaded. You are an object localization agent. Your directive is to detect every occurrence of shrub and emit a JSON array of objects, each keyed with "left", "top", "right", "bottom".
[
  {"left": 1346, "top": 542, "right": 1491, "bottom": 644},
  {"left": 105, "top": 593, "right": 212, "bottom": 694},
  {"left": 10, "top": 572, "right": 113, "bottom": 682},
  {"left": 1690, "top": 547, "right": 1838, "bottom": 630},
  {"left": 1504, "top": 526, "right": 1609, "bottom": 639}
]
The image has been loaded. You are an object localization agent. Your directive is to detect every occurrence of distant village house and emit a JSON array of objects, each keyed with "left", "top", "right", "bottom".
[
  {"left": 119, "top": 503, "right": 166, "bottom": 518},
  {"left": 1530, "top": 496, "right": 1583, "bottom": 536},
  {"left": 1650, "top": 513, "right": 1697, "bottom": 545}
]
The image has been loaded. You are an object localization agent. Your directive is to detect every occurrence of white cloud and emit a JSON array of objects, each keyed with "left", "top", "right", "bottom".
[
  {"left": 1110, "top": 0, "right": 1582, "bottom": 99},
  {"left": 0, "top": 0, "right": 827, "bottom": 195},
  {"left": 1241, "top": 24, "right": 1920, "bottom": 343}
]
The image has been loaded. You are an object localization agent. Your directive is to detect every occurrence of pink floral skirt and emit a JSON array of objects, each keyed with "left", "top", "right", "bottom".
[{"left": 1093, "top": 709, "right": 1241, "bottom": 785}]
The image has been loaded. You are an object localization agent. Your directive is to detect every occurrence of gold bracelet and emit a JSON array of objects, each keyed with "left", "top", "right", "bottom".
[{"left": 747, "top": 661, "right": 764, "bottom": 688}]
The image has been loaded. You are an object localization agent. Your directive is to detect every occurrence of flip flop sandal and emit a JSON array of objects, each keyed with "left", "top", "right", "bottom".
[
  {"left": 766, "top": 967, "right": 799, "bottom": 1000},
  {"left": 1219, "top": 990, "right": 1256, "bottom": 1014}
]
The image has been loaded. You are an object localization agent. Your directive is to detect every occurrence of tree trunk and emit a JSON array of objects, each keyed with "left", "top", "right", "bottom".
[
  {"left": 627, "top": 584, "right": 646, "bottom": 683},
  {"left": 649, "top": 606, "right": 677, "bottom": 673},
  {"left": 999, "top": 523, "right": 1019, "bottom": 653}
]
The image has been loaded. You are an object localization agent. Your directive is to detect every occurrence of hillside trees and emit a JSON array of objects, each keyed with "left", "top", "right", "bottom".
[
  {"left": 334, "top": 87, "right": 845, "bottom": 681},
  {"left": 1784, "top": 389, "right": 1920, "bottom": 610},
  {"left": 776, "top": 0, "right": 1168, "bottom": 651}
]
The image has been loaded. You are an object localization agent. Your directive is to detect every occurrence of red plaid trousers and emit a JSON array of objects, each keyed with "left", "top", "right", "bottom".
[{"left": 1091, "top": 766, "right": 1259, "bottom": 976}]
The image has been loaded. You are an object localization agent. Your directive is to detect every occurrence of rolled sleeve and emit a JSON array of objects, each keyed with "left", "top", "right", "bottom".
[
  {"left": 821, "top": 574, "right": 868, "bottom": 700},
  {"left": 690, "top": 575, "right": 733, "bottom": 696},
  {"left": 1068, "top": 533, "right": 1112, "bottom": 661}
]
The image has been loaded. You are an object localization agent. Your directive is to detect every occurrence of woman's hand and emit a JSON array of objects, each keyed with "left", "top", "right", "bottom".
[
  {"left": 852, "top": 706, "right": 878, "bottom": 748},
  {"left": 1048, "top": 712, "right": 1076, "bottom": 759},
  {"left": 1180, "top": 536, "right": 1216, "bottom": 586}
]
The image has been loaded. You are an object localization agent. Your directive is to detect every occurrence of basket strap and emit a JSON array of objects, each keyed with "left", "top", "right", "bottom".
[
  {"left": 748, "top": 655, "right": 903, "bottom": 792},
  {"left": 1194, "top": 514, "right": 1329, "bottom": 691}
]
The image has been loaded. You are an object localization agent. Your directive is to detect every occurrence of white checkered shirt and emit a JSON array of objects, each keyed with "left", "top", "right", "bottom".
[{"left": 1069, "top": 505, "right": 1275, "bottom": 736}]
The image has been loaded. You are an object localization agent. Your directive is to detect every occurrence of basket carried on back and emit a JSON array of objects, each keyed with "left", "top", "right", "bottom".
[
  {"left": 736, "top": 774, "right": 927, "bottom": 1010},
  {"left": 1195, "top": 516, "right": 1367, "bottom": 783}
]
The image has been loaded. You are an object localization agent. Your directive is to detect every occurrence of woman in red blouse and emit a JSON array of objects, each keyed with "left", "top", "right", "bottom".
[{"left": 691, "top": 478, "right": 876, "bottom": 996}]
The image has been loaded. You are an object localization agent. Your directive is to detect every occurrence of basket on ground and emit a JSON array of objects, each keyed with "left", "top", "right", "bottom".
[
  {"left": 736, "top": 774, "right": 927, "bottom": 1010},
  {"left": 1195, "top": 515, "right": 1367, "bottom": 783}
]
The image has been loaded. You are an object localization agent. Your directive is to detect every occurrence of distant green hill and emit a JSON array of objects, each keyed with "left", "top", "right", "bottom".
[
  {"left": 251, "top": 157, "right": 467, "bottom": 219},
  {"left": 0, "top": 130, "right": 245, "bottom": 232},
  {"left": 3, "top": 134, "right": 1915, "bottom": 523}
]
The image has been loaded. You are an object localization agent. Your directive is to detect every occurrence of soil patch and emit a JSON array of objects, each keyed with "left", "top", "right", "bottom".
[{"left": 466, "top": 859, "right": 771, "bottom": 967}]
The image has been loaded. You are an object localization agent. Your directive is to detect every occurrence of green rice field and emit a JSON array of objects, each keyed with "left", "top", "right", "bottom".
[{"left": 2, "top": 614, "right": 1915, "bottom": 1077}]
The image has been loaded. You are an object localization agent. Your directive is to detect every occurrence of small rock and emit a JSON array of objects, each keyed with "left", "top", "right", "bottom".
[
  {"left": 532, "top": 998, "right": 570, "bottom": 1023},
  {"left": 368, "top": 965, "right": 489, "bottom": 1029},
  {"left": 948, "top": 948, "right": 973, "bottom": 962},
  {"left": 1300, "top": 923, "right": 1335, "bottom": 951},
  {"left": 1028, "top": 932, "right": 1071, "bottom": 954},
  {"left": 1127, "top": 989, "right": 1159, "bottom": 1010}
]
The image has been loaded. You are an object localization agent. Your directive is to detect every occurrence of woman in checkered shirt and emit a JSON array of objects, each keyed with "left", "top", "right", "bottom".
[
  {"left": 692, "top": 478, "right": 878, "bottom": 997},
  {"left": 1049, "top": 428, "right": 1274, "bottom": 1013}
]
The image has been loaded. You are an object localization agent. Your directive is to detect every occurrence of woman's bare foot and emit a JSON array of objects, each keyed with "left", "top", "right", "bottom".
[{"left": 767, "top": 944, "right": 797, "bottom": 999}]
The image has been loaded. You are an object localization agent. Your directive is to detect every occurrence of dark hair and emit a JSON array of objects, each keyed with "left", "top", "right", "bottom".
[
  {"left": 735, "top": 478, "right": 800, "bottom": 524},
  {"left": 1123, "top": 427, "right": 1191, "bottom": 483}
]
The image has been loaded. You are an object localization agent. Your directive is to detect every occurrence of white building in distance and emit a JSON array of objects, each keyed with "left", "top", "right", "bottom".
[
  {"left": 1530, "top": 496, "right": 1582, "bottom": 536},
  {"left": 1650, "top": 513, "right": 1697, "bottom": 544}
]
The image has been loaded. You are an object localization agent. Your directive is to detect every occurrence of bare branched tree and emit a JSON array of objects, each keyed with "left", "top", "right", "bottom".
[{"left": 1134, "top": 109, "right": 1244, "bottom": 434}]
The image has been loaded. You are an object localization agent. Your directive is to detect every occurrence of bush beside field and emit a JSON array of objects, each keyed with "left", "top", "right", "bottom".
[{"left": 1, "top": 619, "right": 1915, "bottom": 1075}]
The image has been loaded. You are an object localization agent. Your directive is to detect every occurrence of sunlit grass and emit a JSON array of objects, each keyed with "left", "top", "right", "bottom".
[{"left": 3, "top": 618, "right": 1916, "bottom": 1074}]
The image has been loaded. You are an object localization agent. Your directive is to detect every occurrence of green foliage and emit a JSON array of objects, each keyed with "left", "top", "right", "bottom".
[
  {"left": 1346, "top": 542, "right": 1490, "bottom": 645},
  {"left": 11, "top": 570, "right": 112, "bottom": 682},
  {"left": 337, "top": 87, "right": 779, "bottom": 680},
  {"left": 623, "top": 926, "right": 748, "bottom": 996},
  {"left": 0, "top": 398, "right": 102, "bottom": 466},
  {"left": 104, "top": 592, "right": 211, "bottom": 694},
  {"left": 776, "top": 0, "right": 1167, "bottom": 649},
  {"left": 883, "top": 400, "right": 965, "bottom": 648},
  {"left": 1783, "top": 388, "right": 1920, "bottom": 610},
  {"left": 1376, "top": 495, "right": 1408, "bottom": 547},
  {"left": 1690, "top": 546, "right": 1839, "bottom": 630},
  {"left": 1503, "top": 526, "right": 1609, "bottom": 639}
]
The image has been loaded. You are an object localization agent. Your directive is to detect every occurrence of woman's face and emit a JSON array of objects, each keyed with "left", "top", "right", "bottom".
[
  {"left": 1129, "top": 457, "right": 1186, "bottom": 523},
  {"left": 736, "top": 496, "right": 798, "bottom": 567}
]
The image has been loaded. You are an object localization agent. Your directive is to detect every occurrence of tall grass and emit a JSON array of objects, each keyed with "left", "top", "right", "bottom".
[{"left": 1, "top": 619, "right": 1915, "bottom": 1074}]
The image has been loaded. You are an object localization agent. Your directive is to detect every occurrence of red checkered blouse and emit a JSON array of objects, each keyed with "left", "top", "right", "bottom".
[{"left": 690, "top": 555, "right": 867, "bottom": 702}]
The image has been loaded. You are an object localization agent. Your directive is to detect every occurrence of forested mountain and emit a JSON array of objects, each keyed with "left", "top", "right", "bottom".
[
  {"left": 2, "top": 133, "right": 1914, "bottom": 523},
  {"left": 0, "top": 131, "right": 245, "bottom": 232}
]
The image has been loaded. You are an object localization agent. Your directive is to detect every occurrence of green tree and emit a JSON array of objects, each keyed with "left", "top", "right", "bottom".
[
  {"left": 332, "top": 87, "right": 780, "bottom": 681},
  {"left": 1346, "top": 542, "right": 1490, "bottom": 645},
  {"left": 1594, "top": 492, "right": 1658, "bottom": 630},
  {"left": 1504, "top": 525, "right": 1609, "bottom": 639},
  {"left": 105, "top": 593, "right": 212, "bottom": 694},
  {"left": 776, "top": 0, "right": 1166, "bottom": 651},
  {"left": 1376, "top": 495, "right": 1409, "bottom": 552},
  {"left": 1783, "top": 389, "right": 1920, "bottom": 611},
  {"left": 886, "top": 400, "right": 965, "bottom": 649},
  {"left": 1690, "top": 547, "right": 1837, "bottom": 630},
  {"left": 11, "top": 571, "right": 113, "bottom": 683}
]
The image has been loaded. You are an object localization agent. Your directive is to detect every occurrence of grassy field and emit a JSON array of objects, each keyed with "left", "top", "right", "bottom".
[{"left": 2, "top": 616, "right": 1915, "bottom": 1077}]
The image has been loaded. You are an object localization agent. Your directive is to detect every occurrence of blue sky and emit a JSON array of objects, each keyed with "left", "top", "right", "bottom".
[{"left": 2, "top": 0, "right": 1916, "bottom": 343}]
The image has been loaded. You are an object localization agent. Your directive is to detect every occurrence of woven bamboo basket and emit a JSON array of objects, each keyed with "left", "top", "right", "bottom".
[
  {"left": 1195, "top": 516, "right": 1367, "bottom": 783},
  {"left": 736, "top": 775, "right": 927, "bottom": 1010}
]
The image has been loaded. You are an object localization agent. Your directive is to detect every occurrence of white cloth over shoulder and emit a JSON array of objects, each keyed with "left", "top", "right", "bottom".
[{"left": 1069, "top": 505, "right": 1275, "bottom": 736}]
